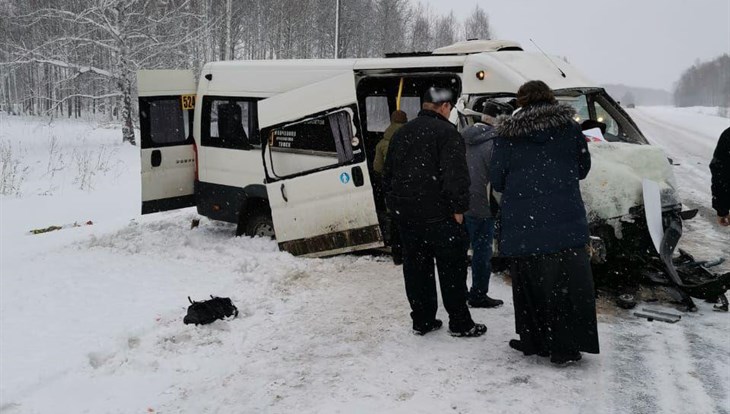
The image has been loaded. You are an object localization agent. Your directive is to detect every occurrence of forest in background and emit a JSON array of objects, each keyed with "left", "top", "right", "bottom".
[
  {"left": 0, "top": 0, "right": 490, "bottom": 144},
  {"left": 673, "top": 54, "right": 730, "bottom": 109},
  {"left": 2, "top": 1, "right": 727, "bottom": 145}
]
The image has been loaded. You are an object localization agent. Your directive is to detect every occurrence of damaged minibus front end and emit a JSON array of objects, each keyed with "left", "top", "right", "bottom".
[
  {"left": 465, "top": 87, "right": 729, "bottom": 311},
  {"left": 582, "top": 140, "right": 729, "bottom": 311}
]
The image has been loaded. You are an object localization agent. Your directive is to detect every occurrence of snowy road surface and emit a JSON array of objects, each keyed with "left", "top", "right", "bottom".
[{"left": 1, "top": 110, "right": 729, "bottom": 413}]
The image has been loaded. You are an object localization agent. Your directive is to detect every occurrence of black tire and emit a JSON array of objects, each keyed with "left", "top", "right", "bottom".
[
  {"left": 240, "top": 210, "right": 275, "bottom": 239},
  {"left": 235, "top": 210, "right": 246, "bottom": 237},
  {"left": 616, "top": 293, "right": 637, "bottom": 310}
]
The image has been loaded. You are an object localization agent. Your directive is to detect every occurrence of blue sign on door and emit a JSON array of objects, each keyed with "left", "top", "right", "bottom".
[{"left": 340, "top": 172, "right": 350, "bottom": 184}]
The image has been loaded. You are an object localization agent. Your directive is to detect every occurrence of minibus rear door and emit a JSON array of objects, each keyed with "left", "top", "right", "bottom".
[
  {"left": 259, "top": 73, "right": 383, "bottom": 257},
  {"left": 137, "top": 70, "right": 197, "bottom": 214}
]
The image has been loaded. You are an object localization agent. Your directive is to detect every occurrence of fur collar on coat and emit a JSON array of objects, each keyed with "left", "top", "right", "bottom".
[{"left": 496, "top": 103, "right": 577, "bottom": 138}]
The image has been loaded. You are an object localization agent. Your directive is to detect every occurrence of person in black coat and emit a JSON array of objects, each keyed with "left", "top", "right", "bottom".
[
  {"left": 710, "top": 127, "right": 730, "bottom": 226},
  {"left": 383, "top": 87, "right": 486, "bottom": 337},
  {"left": 490, "top": 80, "right": 599, "bottom": 364}
]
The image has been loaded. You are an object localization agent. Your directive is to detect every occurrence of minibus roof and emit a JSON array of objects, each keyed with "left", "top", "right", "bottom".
[{"left": 201, "top": 41, "right": 596, "bottom": 96}]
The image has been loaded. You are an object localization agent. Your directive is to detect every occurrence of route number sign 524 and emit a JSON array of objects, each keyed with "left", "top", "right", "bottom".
[{"left": 181, "top": 94, "right": 196, "bottom": 110}]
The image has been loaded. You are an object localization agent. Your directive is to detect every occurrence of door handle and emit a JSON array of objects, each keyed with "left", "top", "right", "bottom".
[
  {"left": 351, "top": 166, "right": 364, "bottom": 187},
  {"left": 280, "top": 183, "right": 288, "bottom": 202},
  {"left": 151, "top": 150, "right": 161, "bottom": 167}
]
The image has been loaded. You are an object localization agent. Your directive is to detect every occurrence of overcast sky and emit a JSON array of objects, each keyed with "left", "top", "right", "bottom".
[{"left": 421, "top": 0, "right": 730, "bottom": 91}]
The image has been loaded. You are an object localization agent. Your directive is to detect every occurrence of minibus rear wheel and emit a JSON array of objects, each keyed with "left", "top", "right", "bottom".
[{"left": 237, "top": 209, "right": 275, "bottom": 239}]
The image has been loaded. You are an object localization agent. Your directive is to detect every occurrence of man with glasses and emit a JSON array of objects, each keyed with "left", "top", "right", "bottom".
[{"left": 383, "top": 87, "right": 487, "bottom": 338}]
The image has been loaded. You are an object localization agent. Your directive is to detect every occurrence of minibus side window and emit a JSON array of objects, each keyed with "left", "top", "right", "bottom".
[
  {"left": 400, "top": 96, "right": 421, "bottom": 122},
  {"left": 365, "top": 96, "right": 390, "bottom": 132},
  {"left": 593, "top": 101, "right": 621, "bottom": 140},
  {"left": 559, "top": 95, "right": 589, "bottom": 123},
  {"left": 139, "top": 96, "right": 193, "bottom": 149},
  {"left": 267, "top": 107, "right": 359, "bottom": 178},
  {"left": 201, "top": 97, "right": 259, "bottom": 149}
]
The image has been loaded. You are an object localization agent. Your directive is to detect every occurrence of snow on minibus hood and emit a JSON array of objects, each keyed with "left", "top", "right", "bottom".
[{"left": 581, "top": 142, "right": 679, "bottom": 221}]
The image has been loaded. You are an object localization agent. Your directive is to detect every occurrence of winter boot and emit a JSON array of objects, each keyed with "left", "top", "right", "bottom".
[
  {"left": 550, "top": 351, "right": 582, "bottom": 365},
  {"left": 468, "top": 295, "right": 504, "bottom": 308},
  {"left": 413, "top": 319, "right": 443, "bottom": 336},
  {"left": 392, "top": 252, "right": 403, "bottom": 266},
  {"left": 449, "top": 323, "right": 487, "bottom": 338},
  {"left": 509, "top": 339, "right": 549, "bottom": 357}
]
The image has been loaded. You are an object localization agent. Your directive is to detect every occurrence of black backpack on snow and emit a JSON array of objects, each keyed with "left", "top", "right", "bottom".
[{"left": 184, "top": 296, "right": 238, "bottom": 325}]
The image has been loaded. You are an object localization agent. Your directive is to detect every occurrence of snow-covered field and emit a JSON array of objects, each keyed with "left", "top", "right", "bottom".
[{"left": 1, "top": 108, "right": 729, "bottom": 413}]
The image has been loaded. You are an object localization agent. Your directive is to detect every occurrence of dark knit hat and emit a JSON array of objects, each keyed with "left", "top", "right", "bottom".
[
  {"left": 476, "top": 100, "right": 512, "bottom": 117},
  {"left": 481, "top": 101, "right": 502, "bottom": 118},
  {"left": 391, "top": 110, "right": 408, "bottom": 124}
]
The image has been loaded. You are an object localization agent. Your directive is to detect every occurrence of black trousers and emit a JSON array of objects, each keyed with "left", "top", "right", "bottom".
[
  {"left": 398, "top": 219, "right": 474, "bottom": 332},
  {"left": 510, "top": 247, "right": 600, "bottom": 356}
]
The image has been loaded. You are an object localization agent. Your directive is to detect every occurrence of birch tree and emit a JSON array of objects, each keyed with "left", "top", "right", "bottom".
[
  {"left": 4, "top": 0, "right": 209, "bottom": 144},
  {"left": 373, "top": 0, "right": 411, "bottom": 56},
  {"left": 464, "top": 5, "right": 490, "bottom": 40},
  {"left": 1, "top": 0, "right": 485, "bottom": 136},
  {"left": 337, "top": 0, "right": 377, "bottom": 58},
  {"left": 433, "top": 11, "right": 457, "bottom": 48},
  {"left": 409, "top": 4, "right": 432, "bottom": 52}
]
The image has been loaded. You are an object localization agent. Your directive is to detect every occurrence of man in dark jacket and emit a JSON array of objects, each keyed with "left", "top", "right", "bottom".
[
  {"left": 710, "top": 127, "right": 730, "bottom": 226},
  {"left": 383, "top": 87, "right": 486, "bottom": 337},
  {"left": 462, "top": 101, "right": 506, "bottom": 308}
]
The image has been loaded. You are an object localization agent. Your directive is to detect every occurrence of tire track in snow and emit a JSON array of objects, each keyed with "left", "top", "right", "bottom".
[
  {"left": 643, "top": 319, "right": 717, "bottom": 413},
  {"left": 601, "top": 316, "right": 660, "bottom": 414},
  {"left": 602, "top": 313, "right": 721, "bottom": 414},
  {"left": 684, "top": 315, "right": 730, "bottom": 414}
]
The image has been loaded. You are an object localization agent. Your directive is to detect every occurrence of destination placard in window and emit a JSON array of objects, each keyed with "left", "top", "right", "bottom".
[
  {"left": 272, "top": 130, "right": 296, "bottom": 148},
  {"left": 271, "top": 117, "right": 337, "bottom": 153}
]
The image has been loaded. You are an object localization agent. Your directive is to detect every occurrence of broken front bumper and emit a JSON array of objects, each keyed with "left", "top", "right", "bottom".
[{"left": 590, "top": 206, "right": 729, "bottom": 312}]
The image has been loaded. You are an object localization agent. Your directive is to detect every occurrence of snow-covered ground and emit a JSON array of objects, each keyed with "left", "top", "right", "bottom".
[{"left": 1, "top": 109, "right": 729, "bottom": 413}]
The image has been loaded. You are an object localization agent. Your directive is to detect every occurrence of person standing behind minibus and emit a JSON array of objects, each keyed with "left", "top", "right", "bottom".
[
  {"left": 710, "top": 127, "right": 730, "bottom": 226},
  {"left": 462, "top": 101, "right": 505, "bottom": 308},
  {"left": 383, "top": 87, "right": 487, "bottom": 337},
  {"left": 490, "top": 80, "right": 599, "bottom": 364},
  {"left": 374, "top": 110, "right": 408, "bottom": 264}
]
